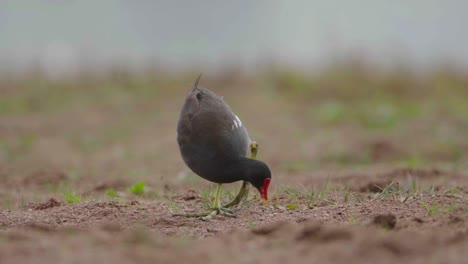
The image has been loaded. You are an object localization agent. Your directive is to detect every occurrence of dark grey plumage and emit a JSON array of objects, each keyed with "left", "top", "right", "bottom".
[{"left": 176, "top": 76, "right": 271, "bottom": 190}]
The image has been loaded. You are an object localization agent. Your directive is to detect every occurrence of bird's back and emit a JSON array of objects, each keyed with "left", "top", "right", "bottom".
[{"left": 177, "top": 87, "right": 250, "bottom": 182}]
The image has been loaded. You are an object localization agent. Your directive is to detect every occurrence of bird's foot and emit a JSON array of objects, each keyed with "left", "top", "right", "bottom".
[
  {"left": 201, "top": 207, "right": 236, "bottom": 221},
  {"left": 173, "top": 207, "right": 236, "bottom": 220},
  {"left": 223, "top": 196, "right": 243, "bottom": 208}
]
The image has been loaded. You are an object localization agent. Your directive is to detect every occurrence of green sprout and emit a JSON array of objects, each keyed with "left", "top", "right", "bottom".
[
  {"left": 129, "top": 181, "right": 146, "bottom": 195},
  {"left": 65, "top": 192, "right": 82, "bottom": 204}
]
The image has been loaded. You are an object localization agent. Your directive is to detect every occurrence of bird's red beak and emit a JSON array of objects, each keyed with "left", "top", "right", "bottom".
[{"left": 259, "top": 178, "right": 271, "bottom": 205}]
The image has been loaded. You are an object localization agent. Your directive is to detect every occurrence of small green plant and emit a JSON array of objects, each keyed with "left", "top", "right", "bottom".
[
  {"left": 401, "top": 179, "right": 418, "bottom": 203},
  {"left": 427, "top": 184, "right": 438, "bottom": 194},
  {"left": 306, "top": 190, "right": 318, "bottom": 206},
  {"left": 105, "top": 188, "right": 118, "bottom": 198},
  {"left": 281, "top": 186, "right": 302, "bottom": 201},
  {"left": 65, "top": 192, "right": 82, "bottom": 203},
  {"left": 199, "top": 187, "right": 213, "bottom": 209},
  {"left": 419, "top": 201, "right": 458, "bottom": 216},
  {"left": 343, "top": 184, "right": 350, "bottom": 203},
  {"left": 129, "top": 181, "right": 146, "bottom": 195},
  {"left": 372, "top": 180, "right": 400, "bottom": 201},
  {"left": 403, "top": 155, "right": 426, "bottom": 168},
  {"left": 222, "top": 188, "right": 234, "bottom": 201},
  {"left": 379, "top": 223, "right": 393, "bottom": 231},
  {"left": 198, "top": 186, "right": 237, "bottom": 209},
  {"left": 443, "top": 187, "right": 462, "bottom": 195},
  {"left": 164, "top": 197, "right": 181, "bottom": 211},
  {"left": 285, "top": 204, "right": 299, "bottom": 210},
  {"left": 306, "top": 178, "right": 331, "bottom": 206},
  {"left": 419, "top": 201, "right": 442, "bottom": 216},
  {"left": 351, "top": 193, "right": 364, "bottom": 203}
]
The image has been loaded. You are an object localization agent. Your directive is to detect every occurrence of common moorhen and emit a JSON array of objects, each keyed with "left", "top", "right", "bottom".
[{"left": 175, "top": 75, "right": 271, "bottom": 219}]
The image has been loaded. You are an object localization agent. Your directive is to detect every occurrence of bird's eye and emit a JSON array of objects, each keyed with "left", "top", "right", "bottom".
[{"left": 196, "top": 92, "right": 202, "bottom": 100}]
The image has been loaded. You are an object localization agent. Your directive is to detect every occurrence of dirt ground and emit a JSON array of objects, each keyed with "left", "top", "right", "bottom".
[{"left": 1, "top": 71, "right": 467, "bottom": 263}]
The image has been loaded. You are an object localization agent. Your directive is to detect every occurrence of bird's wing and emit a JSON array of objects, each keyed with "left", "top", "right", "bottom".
[{"left": 191, "top": 108, "right": 250, "bottom": 158}]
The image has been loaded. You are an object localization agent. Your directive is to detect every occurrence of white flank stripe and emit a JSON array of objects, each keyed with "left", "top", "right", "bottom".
[{"left": 235, "top": 115, "right": 242, "bottom": 127}]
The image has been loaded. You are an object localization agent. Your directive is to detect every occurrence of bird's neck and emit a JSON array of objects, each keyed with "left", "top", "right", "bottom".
[{"left": 222, "top": 157, "right": 261, "bottom": 183}]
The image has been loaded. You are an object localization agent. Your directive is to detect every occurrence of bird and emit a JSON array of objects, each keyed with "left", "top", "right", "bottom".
[{"left": 175, "top": 75, "right": 271, "bottom": 220}]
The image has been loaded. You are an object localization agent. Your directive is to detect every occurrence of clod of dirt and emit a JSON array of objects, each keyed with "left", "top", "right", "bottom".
[
  {"left": 251, "top": 221, "right": 292, "bottom": 236},
  {"left": 296, "top": 223, "right": 352, "bottom": 242},
  {"left": 207, "top": 228, "right": 219, "bottom": 233},
  {"left": 372, "top": 214, "right": 397, "bottom": 229},
  {"left": 296, "top": 217, "right": 311, "bottom": 223},
  {"left": 449, "top": 215, "right": 463, "bottom": 224},
  {"left": 22, "top": 169, "right": 68, "bottom": 186},
  {"left": 33, "top": 198, "right": 62, "bottom": 210},
  {"left": 413, "top": 217, "right": 424, "bottom": 223},
  {"left": 358, "top": 179, "right": 394, "bottom": 193},
  {"left": 177, "top": 190, "right": 200, "bottom": 201}
]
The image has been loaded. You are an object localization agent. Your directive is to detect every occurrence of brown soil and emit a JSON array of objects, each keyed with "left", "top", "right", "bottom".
[
  {"left": 1, "top": 169, "right": 467, "bottom": 264},
  {"left": 1, "top": 76, "right": 467, "bottom": 263}
]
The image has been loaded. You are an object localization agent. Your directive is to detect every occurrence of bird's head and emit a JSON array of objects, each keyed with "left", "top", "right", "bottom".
[
  {"left": 248, "top": 160, "right": 272, "bottom": 205},
  {"left": 182, "top": 74, "right": 226, "bottom": 117}
]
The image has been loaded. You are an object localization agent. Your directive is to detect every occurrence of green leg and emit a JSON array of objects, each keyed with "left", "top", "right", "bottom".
[
  {"left": 223, "top": 181, "right": 249, "bottom": 208},
  {"left": 213, "top": 183, "right": 222, "bottom": 208},
  {"left": 173, "top": 142, "right": 259, "bottom": 219},
  {"left": 173, "top": 183, "right": 235, "bottom": 220},
  {"left": 224, "top": 142, "right": 258, "bottom": 208},
  {"left": 250, "top": 141, "right": 258, "bottom": 159}
]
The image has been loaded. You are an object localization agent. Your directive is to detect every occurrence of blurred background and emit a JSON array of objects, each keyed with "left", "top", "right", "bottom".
[
  {"left": 2, "top": 1, "right": 468, "bottom": 74},
  {"left": 1, "top": 1, "right": 467, "bottom": 207}
]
